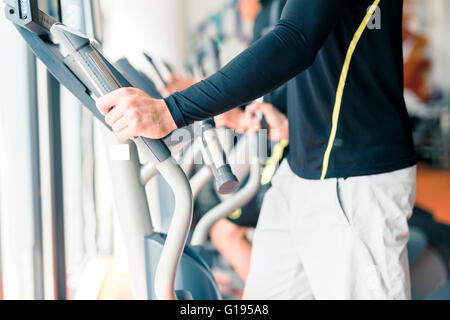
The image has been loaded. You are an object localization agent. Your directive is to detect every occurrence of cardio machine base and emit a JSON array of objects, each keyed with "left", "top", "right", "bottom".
[{"left": 144, "top": 233, "right": 221, "bottom": 300}]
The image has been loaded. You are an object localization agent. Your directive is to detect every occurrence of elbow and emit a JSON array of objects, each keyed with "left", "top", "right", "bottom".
[
  {"left": 274, "top": 20, "right": 319, "bottom": 72},
  {"left": 302, "top": 49, "right": 318, "bottom": 70},
  {"left": 286, "top": 44, "right": 318, "bottom": 79}
]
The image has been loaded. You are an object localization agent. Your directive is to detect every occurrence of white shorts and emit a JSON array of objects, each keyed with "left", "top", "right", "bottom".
[{"left": 244, "top": 160, "right": 417, "bottom": 300}]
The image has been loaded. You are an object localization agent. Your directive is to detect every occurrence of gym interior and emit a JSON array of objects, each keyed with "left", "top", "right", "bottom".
[{"left": 0, "top": 0, "right": 450, "bottom": 301}]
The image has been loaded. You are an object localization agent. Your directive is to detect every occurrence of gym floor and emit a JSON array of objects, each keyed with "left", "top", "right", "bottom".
[{"left": 416, "top": 166, "right": 450, "bottom": 225}]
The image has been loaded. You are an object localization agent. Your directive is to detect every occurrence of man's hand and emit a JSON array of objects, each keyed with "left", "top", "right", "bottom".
[
  {"left": 96, "top": 87, "right": 177, "bottom": 141},
  {"left": 245, "top": 101, "right": 289, "bottom": 141}
]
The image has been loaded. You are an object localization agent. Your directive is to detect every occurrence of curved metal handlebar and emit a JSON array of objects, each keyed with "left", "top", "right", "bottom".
[
  {"left": 142, "top": 52, "right": 239, "bottom": 194},
  {"left": 51, "top": 23, "right": 191, "bottom": 300},
  {"left": 191, "top": 133, "right": 263, "bottom": 246}
]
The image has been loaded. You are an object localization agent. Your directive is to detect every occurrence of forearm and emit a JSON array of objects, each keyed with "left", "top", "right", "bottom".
[
  {"left": 165, "top": 21, "right": 313, "bottom": 127},
  {"left": 165, "top": 0, "right": 349, "bottom": 128}
]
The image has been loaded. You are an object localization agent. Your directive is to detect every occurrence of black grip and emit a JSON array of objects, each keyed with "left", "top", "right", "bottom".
[
  {"left": 255, "top": 112, "right": 268, "bottom": 160},
  {"left": 200, "top": 120, "right": 239, "bottom": 194},
  {"left": 214, "top": 165, "right": 240, "bottom": 195}
]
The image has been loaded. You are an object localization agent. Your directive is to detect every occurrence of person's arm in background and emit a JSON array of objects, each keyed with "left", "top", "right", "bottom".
[
  {"left": 246, "top": 101, "right": 289, "bottom": 141},
  {"left": 163, "top": 75, "right": 202, "bottom": 95},
  {"left": 96, "top": 0, "right": 349, "bottom": 140}
]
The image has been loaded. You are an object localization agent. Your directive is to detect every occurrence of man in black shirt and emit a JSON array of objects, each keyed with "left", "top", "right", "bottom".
[
  {"left": 208, "top": 0, "right": 289, "bottom": 284},
  {"left": 97, "top": 0, "right": 417, "bottom": 299}
]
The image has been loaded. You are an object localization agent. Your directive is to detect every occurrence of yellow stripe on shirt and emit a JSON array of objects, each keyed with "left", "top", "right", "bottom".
[{"left": 320, "top": 0, "right": 381, "bottom": 180}]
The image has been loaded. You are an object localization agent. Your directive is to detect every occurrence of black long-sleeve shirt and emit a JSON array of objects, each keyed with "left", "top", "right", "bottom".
[
  {"left": 254, "top": 0, "right": 288, "bottom": 114},
  {"left": 165, "top": 0, "right": 416, "bottom": 180}
]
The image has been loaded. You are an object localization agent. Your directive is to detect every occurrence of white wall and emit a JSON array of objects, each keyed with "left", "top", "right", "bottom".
[
  {"left": 0, "top": 3, "right": 37, "bottom": 299},
  {"left": 185, "top": 0, "right": 249, "bottom": 68},
  {"left": 100, "top": 0, "right": 187, "bottom": 75},
  {"left": 186, "top": 0, "right": 229, "bottom": 28},
  {"left": 100, "top": 0, "right": 248, "bottom": 78},
  {"left": 410, "top": 0, "right": 450, "bottom": 92},
  {"left": 427, "top": 0, "right": 450, "bottom": 91}
]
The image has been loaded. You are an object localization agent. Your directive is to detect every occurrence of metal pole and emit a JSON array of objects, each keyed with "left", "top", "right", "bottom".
[
  {"left": 46, "top": 72, "right": 67, "bottom": 300},
  {"left": 100, "top": 129, "right": 153, "bottom": 299},
  {"left": 0, "top": 188, "right": 3, "bottom": 301},
  {"left": 27, "top": 49, "right": 45, "bottom": 300}
]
